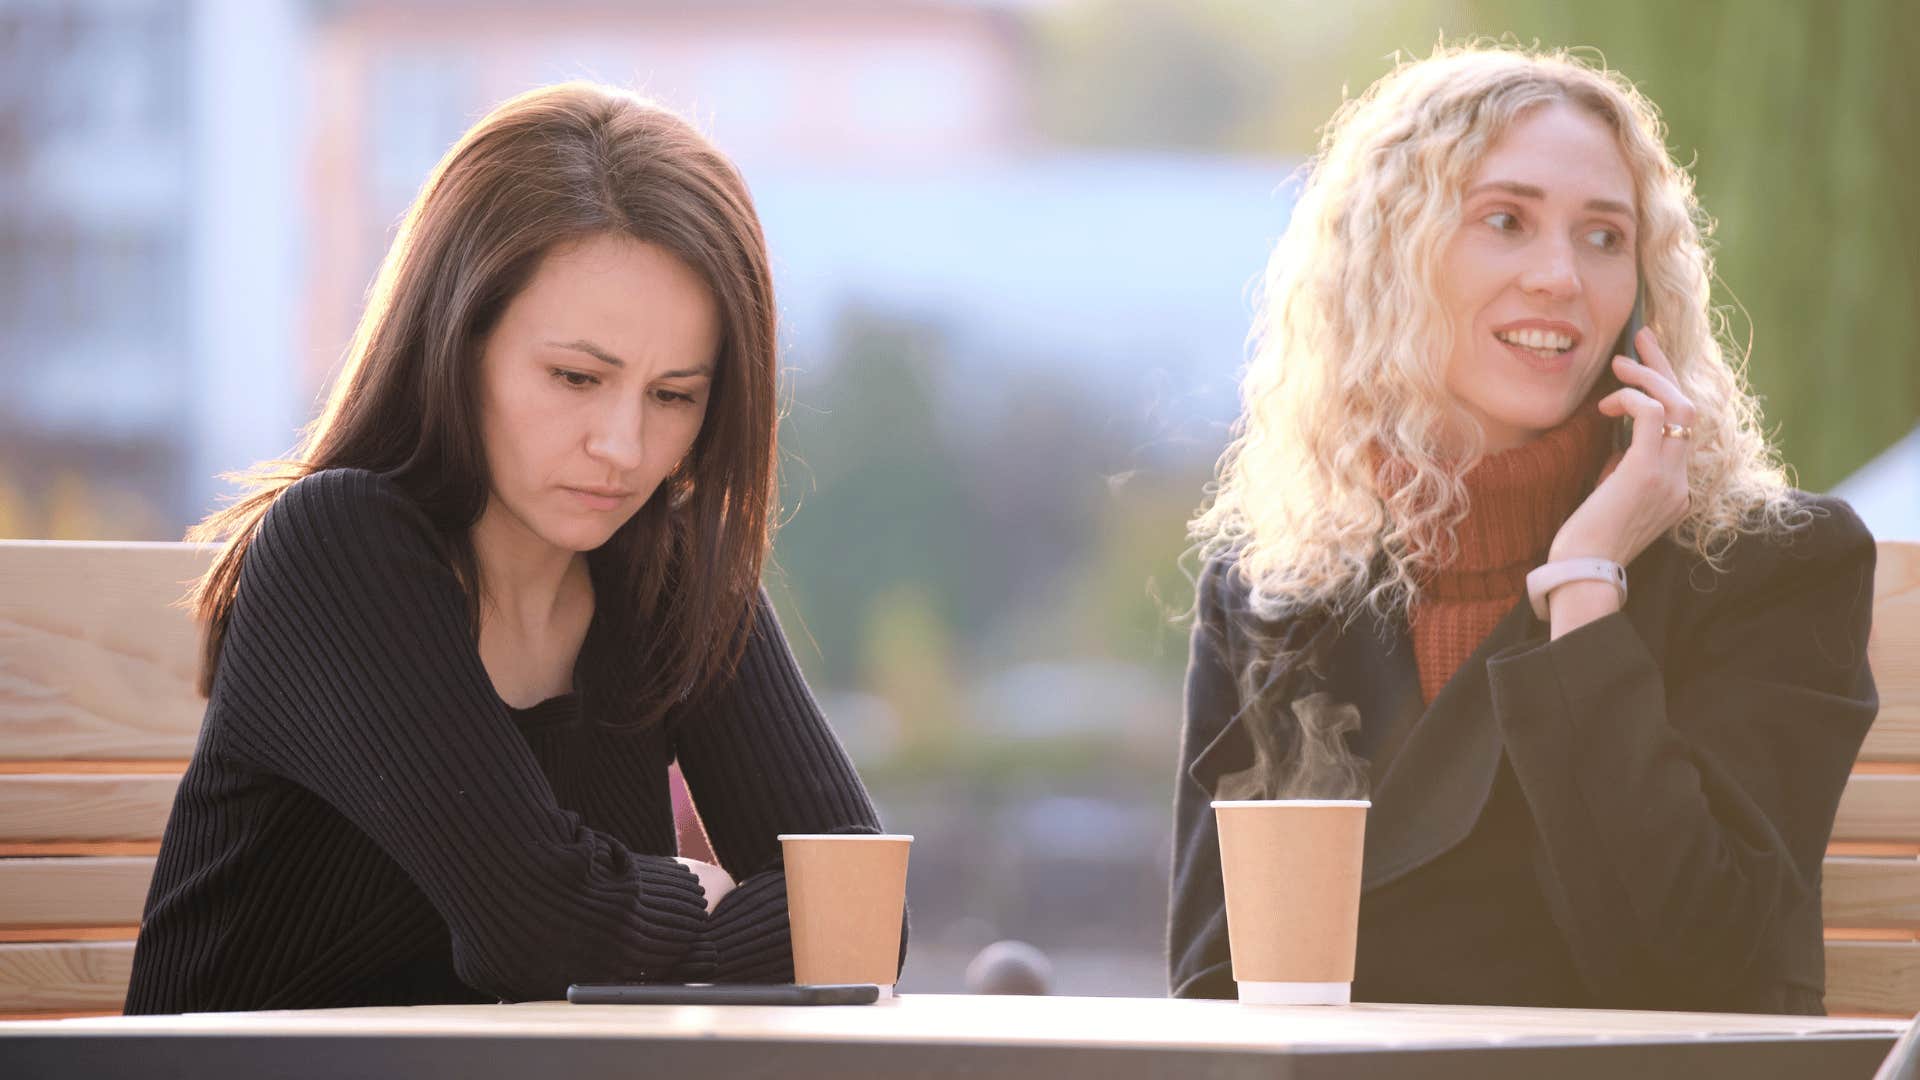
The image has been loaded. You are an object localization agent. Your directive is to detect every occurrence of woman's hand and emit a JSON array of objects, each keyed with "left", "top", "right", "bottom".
[
  {"left": 673, "top": 857, "right": 736, "bottom": 914},
  {"left": 1545, "top": 327, "right": 1696, "bottom": 636}
]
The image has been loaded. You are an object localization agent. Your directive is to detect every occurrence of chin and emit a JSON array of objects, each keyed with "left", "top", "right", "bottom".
[
  {"left": 1474, "top": 404, "right": 1578, "bottom": 449},
  {"left": 1498, "top": 392, "right": 1585, "bottom": 430},
  {"left": 536, "top": 519, "right": 627, "bottom": 554},
  {"left": 1496, "top": 410, "right": 1576, "bottom": 436}
]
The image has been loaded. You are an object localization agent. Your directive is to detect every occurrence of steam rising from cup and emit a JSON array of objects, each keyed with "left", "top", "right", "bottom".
[{"left": 1216, "top": 691, "right": 1368, "bottom": 802}]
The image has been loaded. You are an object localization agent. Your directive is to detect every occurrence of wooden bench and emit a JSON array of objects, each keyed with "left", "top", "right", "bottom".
[
  {"left": 2, "top": 539, "right": 1917, "bottom": 1017},
  {"left": 1826, "top": 541, "right": 1920, "bottom": 1015},
  {"left": 0, "top": 541, "right": 211, "bottom": 1019}
]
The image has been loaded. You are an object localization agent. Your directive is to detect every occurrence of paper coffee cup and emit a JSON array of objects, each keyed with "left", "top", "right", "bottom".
[
  {"left": 779, "top": 834, "right": 912, "bottom": 990},
  {"left": 1211, "top": 799, "right": 1369, "bottom": 1005}
]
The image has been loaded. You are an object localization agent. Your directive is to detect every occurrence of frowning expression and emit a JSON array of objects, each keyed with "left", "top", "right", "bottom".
[{"left": 477, "top": 232, "right": 720, "bottom": 554}]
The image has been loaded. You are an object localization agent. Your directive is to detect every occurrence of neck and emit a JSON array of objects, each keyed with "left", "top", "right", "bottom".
[{"left": 470, "top": 499, "right": 583, "bottom": 635}]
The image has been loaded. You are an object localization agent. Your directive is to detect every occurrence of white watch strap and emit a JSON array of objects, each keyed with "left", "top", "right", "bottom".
[{"left": 1525, "top": 558, "right": 1628, "bottom": 621}]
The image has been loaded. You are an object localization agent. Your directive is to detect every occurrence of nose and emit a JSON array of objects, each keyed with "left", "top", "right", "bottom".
[
  {"left": 1518, "top": 236, "right": 1581, "bottom": 301},
  {"left": 585, "top": 397, "right": 645, "bottom": 472}
]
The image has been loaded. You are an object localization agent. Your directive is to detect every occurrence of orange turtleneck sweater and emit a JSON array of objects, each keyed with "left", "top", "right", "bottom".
[{"left": 1407, "top": 406, "right": 1615, "bottom": 703}]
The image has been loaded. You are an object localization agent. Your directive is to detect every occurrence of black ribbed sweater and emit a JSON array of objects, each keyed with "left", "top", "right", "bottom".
[{"left": 125, "top": 468, "right": 887, "bottom": 1013}]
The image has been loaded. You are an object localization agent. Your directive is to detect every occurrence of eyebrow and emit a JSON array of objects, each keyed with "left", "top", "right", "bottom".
[
  {"left": 546, "top": 339, "right": 713, "bottom": 380},
  {"left": 1467, "top": 180, "right": 1634, "bottom": 218}
]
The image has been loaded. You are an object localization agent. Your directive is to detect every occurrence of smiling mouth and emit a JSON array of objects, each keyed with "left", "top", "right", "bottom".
[{"left": 1493, "top": 328, "right": 1580, "bottom": 361}]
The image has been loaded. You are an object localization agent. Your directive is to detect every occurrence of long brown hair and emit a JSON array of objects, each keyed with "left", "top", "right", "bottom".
[{"left": 187, "top": 82, "right": 779, "bottom": 728}]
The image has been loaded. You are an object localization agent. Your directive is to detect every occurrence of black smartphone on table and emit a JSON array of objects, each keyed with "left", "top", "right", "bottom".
[{"left": 567, "top": 983, "right": 883, "bottom": 1006}]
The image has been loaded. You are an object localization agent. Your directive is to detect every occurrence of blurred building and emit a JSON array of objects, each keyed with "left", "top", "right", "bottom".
[
  {"left": 4, "top": 0, "right": 1288, "bottom": 534},
  {"left": 303, "top": 0, "right": 1041, "bottom": 404},
  {"left": 304, "top": 0, "right": 1288, "bottom": 473},
  {"left": 1, "top": 0, "right": 304, "bottom": 535}
]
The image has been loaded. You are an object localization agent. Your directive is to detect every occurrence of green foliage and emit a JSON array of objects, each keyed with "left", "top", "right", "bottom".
[
  {"left": 772, "top": 307, "right": 1206, "bottom": 696},
  {"left": 769, "top": 311, "right": 976, "bottom": 687},
  {"left": 768, "top": 314, "right": 1212, "bottom": 748}
]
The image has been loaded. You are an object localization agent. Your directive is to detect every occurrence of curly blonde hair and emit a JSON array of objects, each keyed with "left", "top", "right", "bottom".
[{"left": 1192, "top": 42, "right": 1805, "bottom": 622}]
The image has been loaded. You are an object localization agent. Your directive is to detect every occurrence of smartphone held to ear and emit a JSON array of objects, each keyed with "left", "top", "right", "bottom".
[
  {"left": 1613, "top": 284, "right": 1645, "bottom": 365},
  {"left": 1606, "top": 283, "right": 1647, "bottom": 450}
]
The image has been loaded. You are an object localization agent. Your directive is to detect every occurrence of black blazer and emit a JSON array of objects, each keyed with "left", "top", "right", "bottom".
[{"left": 1169, "top": 494, "right": 1878, "bottom": 1013}]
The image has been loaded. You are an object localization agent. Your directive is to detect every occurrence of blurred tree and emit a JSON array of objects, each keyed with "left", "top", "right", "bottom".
[
  {"left": 981, "top": 463, "right": 1204, "bottom": 675},
  {"left": 949, "top": 368, "right": 1134, "bottom": 640},
  {"left": 770, "top": 308, "right": 1211, "bottom": 719},
  {"left": 771, "top": 311, "right": 975, "bottom": 686},
  {"left": 1034, "top": 0, "right": 1450, "bottom": 153},
  {"left": 860, "top": 580, "right": 964, "bottom": 757}
]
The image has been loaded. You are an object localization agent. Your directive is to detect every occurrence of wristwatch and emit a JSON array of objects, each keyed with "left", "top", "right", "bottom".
[{"left": 1525, "top": 558, "right": 1628, "bottom": 621}]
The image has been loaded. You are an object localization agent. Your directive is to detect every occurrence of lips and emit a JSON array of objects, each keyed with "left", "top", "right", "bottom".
[{"left": 563, "top": 486, "right": 634, "bottom": 511}]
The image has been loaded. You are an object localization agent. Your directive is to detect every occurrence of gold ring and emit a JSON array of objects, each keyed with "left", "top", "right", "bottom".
[{"left": 1660, "top": 423, "right": 1694, "bottom": 440}]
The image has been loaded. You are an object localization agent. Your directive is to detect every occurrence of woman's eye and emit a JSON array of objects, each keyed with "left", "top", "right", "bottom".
[
  {"left": 550, "top": 368, "right": 599, "bottom": 389},
  {"left": 1584, "top": 227, "right": 1623, "bottom": 251},
  {"left": 652, "top": 389, "right": 697, "bottom": 406},
  {"left": 1482, "top": 210, "right": 1520, "bottom": 232}
]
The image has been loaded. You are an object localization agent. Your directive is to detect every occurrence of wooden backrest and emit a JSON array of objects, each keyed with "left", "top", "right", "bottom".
[
  {"left": 0, "top": 540, "right": 213, "bottom": 1018},
  {"left": 1827, "top": 541, "right": 1920, "bottom": 1015}
]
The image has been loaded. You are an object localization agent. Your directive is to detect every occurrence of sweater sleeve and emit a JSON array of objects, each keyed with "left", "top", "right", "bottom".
[
  {"left": 1485, "top": 496, "right": 1878, "bottom": 1009},
  {"left": 669, "top": 591, "right": 898, "bottom": 983},
  {"left": 211, "top": 469, "right": 709, "bottom": 1001}
]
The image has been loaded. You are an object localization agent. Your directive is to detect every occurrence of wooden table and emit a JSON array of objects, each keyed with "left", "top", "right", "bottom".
[{"left": 0, "top": 994, "right": 1906, "bottom": 1079}]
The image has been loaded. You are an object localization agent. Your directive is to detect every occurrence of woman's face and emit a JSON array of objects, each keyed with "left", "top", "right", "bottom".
[
  {"left": 477, "top": 232, "right": 720, "bottom": 555},
  {"left": 1437, "top": 101, "right": 1639, "bottom": 453}
]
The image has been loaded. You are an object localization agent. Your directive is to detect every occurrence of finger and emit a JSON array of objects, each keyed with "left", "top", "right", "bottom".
[
  {"left": 1630, "top": 329, "right": 1698, "bottom": 424},
  {"left": 1608, "top": 386, "right": 1671, "bottom": 462},
  {"left": 1613, "top": 353, "right": 1697, "bottom": 429},
  {"left": 1634, "top": 327, "right": 1675, "bottom": 379},
  {"left": 1595, "top": 385, "right": 1659, "bottom": 419},
  {"left": 1613, "top": 355, "right": 1697, "bottom": 467},
  {"left": 1611, "top": 358, "right": 1696, "bottom": 460}
]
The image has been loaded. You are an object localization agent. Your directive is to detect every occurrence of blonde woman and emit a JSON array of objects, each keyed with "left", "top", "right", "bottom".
[{"left": 1170, "top": 45, "right": 1877, "bottom": 1013}]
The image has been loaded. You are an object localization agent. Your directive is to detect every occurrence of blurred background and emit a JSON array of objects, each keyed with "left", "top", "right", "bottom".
[{"left": 3, "top": 0, "right": 1914, "bottom": 994}]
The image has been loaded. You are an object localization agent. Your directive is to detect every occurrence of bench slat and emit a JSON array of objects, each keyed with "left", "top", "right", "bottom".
[
  {"left": 0, "top": 857, "right": 156, "bottom": 929},
  {"left": 1833, "top": 774, "right": 1920, "bottom": 844},
  {"left": 0, "top": 541, "right": 212, "bottom": 761},
  {"left": 0, "top": 774, "right": 180, "bottom": 843},
  {"left": 0, "top": 941, "right": 133, "bottom": 1012},
  {"left": 1824, "top": 856, "right": 1920, "bottom": 928},
  {"left": 1827, "top": 939, "right": 1920, "bottom": 1016}
]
